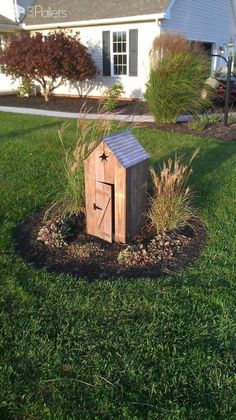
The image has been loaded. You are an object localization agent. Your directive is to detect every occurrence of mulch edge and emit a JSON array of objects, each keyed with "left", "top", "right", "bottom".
[{"left": 14, "top": 208, "right": 207, "bottom": 281}]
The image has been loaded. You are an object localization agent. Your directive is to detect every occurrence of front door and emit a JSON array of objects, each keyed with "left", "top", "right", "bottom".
[{"left": 94, "top": 181, "right": 113, "bottom": 243}]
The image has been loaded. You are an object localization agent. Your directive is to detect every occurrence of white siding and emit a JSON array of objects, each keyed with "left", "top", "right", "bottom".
[
  {"left": 161, "top": 0, "right": 235, "bottom": 70},
  {"left": 0, "top": 32, "right": 19, "bottom": 93},
  {"left": 0, "top": 1, "right": 17, "bottom": 22},
  {"left": 53, "top": 21, "right": 160, "bottom": 99},
  {"left": 0, "top": 74, "right": 19, "bottom": 94}
]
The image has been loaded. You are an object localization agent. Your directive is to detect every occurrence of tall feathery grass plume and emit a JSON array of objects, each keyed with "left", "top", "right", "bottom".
[
  {"left": 148, "top": 148, "right": 199, "bottom": 233},
  {"left": 145, "top": 32, "right": 212, "bottom": 123},
  {"left": 44, "top": 107, "right": 116, "bottom": 220}
]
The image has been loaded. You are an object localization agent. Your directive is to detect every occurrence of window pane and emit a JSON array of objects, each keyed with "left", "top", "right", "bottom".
[{"left": 112, "top": 31, "right": 127, "bottom": 76}]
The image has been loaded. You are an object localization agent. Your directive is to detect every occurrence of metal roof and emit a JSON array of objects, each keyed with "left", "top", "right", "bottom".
[
  {"left": 104, "top": 130, "right": 149, "bottom": 169},
  {"left": 23, "top": 0, "right": 170, "bottom": 25}
]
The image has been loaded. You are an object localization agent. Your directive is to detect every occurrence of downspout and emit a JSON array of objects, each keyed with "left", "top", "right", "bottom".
[{"left": 154, "top": 15, "right": 166, "bottom": 62}]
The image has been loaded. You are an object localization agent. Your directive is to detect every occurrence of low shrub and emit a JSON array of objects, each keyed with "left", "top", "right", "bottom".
[
  {"left": 118, "top": 232, "right": 190, "bottom": 268},
  {"left": 15, "top": 78, "right": 33, "bottom": 97},
  {"left": 37, "top": 215, "right": 78, "bottom": 248},
  {"left": 145, "top": 33, "right": 211, "bottom": 123},
  {"left": 148, "top": 150, "right": 199, "bottom": 233},
  {"left": 189, "top": 114, "right": 222, "bottom": 131},
  {"left": 103, "top": 83, "right": 124, "bottom": 111}
]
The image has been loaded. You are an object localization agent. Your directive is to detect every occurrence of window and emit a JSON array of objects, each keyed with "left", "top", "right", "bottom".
[
  {"left": 102, "top": 29, "right": 138, "bottom": 77},
  {"left": 0, "top": 36, "right": 5, "bottom": 74},
  {"left": 112, "top": 31, "right": 127, "bottom": 75}
]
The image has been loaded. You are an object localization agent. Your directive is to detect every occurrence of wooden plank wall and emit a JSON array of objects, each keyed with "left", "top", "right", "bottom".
[
  {"left": 126, "top": 159, "right": 149, "bottom": 240},
  {"left": 114, "top": 164, "right": 126, "bottom": 243}
]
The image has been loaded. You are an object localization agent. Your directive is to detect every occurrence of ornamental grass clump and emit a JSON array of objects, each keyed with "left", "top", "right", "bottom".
[
  {"left": 148, "top": 149, "right": 199, "bottom": 233},
  {"left": 145, "top": 33, "right": 212, "bottom": 123},
  {"left": 45, "top": 111, "right": 113, "bottom": 220}
]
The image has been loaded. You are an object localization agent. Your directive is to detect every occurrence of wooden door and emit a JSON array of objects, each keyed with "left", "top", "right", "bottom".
[{"left": 94, "top": 181, "right": 113, "bottom": 242}]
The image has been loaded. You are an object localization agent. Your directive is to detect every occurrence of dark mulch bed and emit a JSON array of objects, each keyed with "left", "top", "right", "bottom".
[
  {"left": 140, "top": 121, "right": 236, "bottom": 142},
  {"left": 14, "top": 208, "right": 206, "bottom": 281},
  {"left": 0, "top": 94, "right": 147, "bottom": 116},
  {"left": 2, "top": 95, "right": 236, "bottom": 141}
]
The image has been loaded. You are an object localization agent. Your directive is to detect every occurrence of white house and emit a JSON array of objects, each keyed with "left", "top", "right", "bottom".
[
  {"left": 0, "top": 0, "right": 236, "bottom": 98},
  {"left": 0, "top": 13, "right": 19, "bottom": 93},
  {"left": 0, "top": 1, "right": 35, "bottom": 93}
]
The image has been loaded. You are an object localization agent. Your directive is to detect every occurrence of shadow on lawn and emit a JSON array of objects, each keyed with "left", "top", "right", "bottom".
[
  {"left": 149, "top": 138, "right": 236, "bottom": 211},
  {"left": 0, "top": 120, "right": 61, "bottom": 143}
]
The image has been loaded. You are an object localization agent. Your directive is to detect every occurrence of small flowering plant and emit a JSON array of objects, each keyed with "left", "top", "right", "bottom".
[
  {"left": 37, "top": 214, "right": 79, "bottom": 249},
  {"left": 118, "top": 231, "right": 190, "bottom": 268}
]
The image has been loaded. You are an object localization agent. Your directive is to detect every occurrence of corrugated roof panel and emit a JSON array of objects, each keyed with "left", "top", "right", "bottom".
[{"left": 104, "top": 130, "right": 149, "bottom": 168}]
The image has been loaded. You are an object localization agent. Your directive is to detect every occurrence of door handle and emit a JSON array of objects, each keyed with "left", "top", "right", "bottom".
[{"left": 93, "top": 203, "right": 102, "bottom": 210}]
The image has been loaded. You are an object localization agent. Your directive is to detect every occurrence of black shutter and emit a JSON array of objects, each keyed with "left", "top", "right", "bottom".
[
  {"left": 102, "top": 31, "right": 111, "bottom": 76},
  {"left": 129, "top": 29, "right": 138, "bottom": 77}
]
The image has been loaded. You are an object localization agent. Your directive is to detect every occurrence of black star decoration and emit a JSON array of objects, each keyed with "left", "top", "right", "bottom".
[{"left": 100, "top": 152, "right": 108, "bottom": 162}]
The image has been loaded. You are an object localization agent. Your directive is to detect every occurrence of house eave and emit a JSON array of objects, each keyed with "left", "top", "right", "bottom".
[
  {"left": 21, "top": 12, "right": 166, "bottom": 30},
  {"left": 0, "top": 24, "right": 19, "bottom": 31}
]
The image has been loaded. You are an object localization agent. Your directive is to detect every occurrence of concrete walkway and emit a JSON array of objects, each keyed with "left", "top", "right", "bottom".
[
  {"left": 0, "top": 105, "right": 233, "bottom": 123},
  {"left": 0, "top": 106, "right": 155, "bottom": 123},
  {"left": 0, "top": 105, "right": 195, "bottom": 123}
]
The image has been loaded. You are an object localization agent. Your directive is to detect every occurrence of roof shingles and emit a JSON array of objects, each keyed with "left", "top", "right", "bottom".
[
  {"left": 23, "top": 0, "right": 170, "bottom": 25},
  {"left": 0, "top": 14, "right": 16, "bottom": 25}
]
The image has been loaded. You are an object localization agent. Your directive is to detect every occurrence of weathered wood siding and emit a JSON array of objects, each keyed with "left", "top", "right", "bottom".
[
  {"left": 84, "top": 138, "right": 149, "bottom": 243},
  {"left": 126, "top": 160, "right": 149, "bottom": 240}
]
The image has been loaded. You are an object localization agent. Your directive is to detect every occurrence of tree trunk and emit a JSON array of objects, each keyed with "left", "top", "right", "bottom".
[
  {"left": 42, "top": 85, "right": 50, "bottom": 102},
  {"left": 44, "top": 91, "right": 50, "bottom": 102}
]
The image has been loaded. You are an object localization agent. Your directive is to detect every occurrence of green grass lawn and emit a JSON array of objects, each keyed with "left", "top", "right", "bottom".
[{"left": 1, "top": 113, "right": 236, "bottom": 419}]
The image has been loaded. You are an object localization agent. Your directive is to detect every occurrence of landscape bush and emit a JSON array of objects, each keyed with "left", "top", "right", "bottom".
[
  {"left": 118, "top": 232, "right": 189, "bottom": 268},
  {"left": 103, "top": 83, "right": 124, "bottom": 111},
  {"left": 15, "top": 78, "right": 33, "bottom": 97},
  {"left": 0, "top": 31, "right": 97, "bottom": 102},
  {"left": 145, "top": 33, "right": 211, "bottom": 123},
  {"left": 148, "top": 149, "right": 199, "bottom": 233}
]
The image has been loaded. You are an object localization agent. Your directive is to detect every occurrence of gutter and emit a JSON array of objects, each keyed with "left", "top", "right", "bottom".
[
  {"left": 21, "top": 13, "right": 166, "bottom": 30},
  {"left": 0, "top": 23, "right": 19, "bottom": 31}
]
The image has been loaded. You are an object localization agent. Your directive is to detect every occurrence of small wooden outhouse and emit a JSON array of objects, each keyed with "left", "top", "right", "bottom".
[{"left": 84, "top": 130, "right": 149, "bottom": 243}]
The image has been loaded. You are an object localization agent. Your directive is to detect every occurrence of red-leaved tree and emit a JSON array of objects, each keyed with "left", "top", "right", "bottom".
[{"left": 0, "top": 31, "right": 98, "bottom": 101}]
